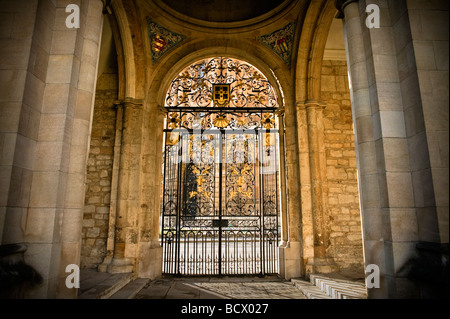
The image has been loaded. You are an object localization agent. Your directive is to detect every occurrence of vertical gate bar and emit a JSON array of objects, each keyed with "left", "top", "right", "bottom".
[
  {"left": 194, "top": 231, "right": 197, "bottom": 275},
  {"left": 175, "top": 133, "right": 183, "bottom": 276},
  {"left": 161, "top": 138, "right": 167, "bottom": 272},
  {"left": 218, "top": 131, "right": 223, "bottom": 276},
  {"left": 244, "top": 232, "right": 248, "bottom": 274},
  {"left": 275, "top": 130, "right": 280, "bottom": 273},
  {"left": 258, "top": 128, "right": 264, "bottom": 276},
  {"left": 202, "top": 231, "right": 205, "bottom": 275},
  {"left": 252, "top": 133, "right": 257, "bottom": 275}
]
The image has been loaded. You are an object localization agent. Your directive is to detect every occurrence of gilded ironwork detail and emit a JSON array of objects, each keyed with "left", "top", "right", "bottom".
[
  {"left": 161, "top": 57, "right": 280, "bottom": 276},
  {"left": 165, "top": 57, "right": 277, "bottom": 109}
]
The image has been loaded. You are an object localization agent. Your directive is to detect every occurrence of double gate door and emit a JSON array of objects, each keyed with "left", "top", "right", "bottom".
[{"left": 161, "top": 125, "right": 279, "bottom": 276}]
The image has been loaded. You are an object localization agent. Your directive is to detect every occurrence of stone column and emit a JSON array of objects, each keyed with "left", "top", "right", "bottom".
[
  {"left": 304, "top": 101, "right": 338, "bottom": 274},
  {"left": 58, "top": 0, "right": 105, "bottom": 298},
  {"left": 136, "top": 103, "right": 165, "bottom": 279},
  {"left": 276, "top": 108, "right": 292, "bottom": 279},
  {"left": 337, "top": 0, "right": 390, "bottom": 298},
  {"left": 107, "top": 98, "right": 143, "bottom": 273},
  {"left": 98, "top": 101, "right": 124, "bottom": 272},
  {"left": 1, "top": 0, "right": 104, "bottom": 298},
  {"left": 296, "top": 100, "right": 337, "bottom": 276},
  {"left": 279, "top": 100, "right": 303, "bottom": 280},
  {"left": 276, "top": 109, "right": 289, "bottom": 245},
  {"left": 336, "top": 0, "right": 445, "bottom": 298}
]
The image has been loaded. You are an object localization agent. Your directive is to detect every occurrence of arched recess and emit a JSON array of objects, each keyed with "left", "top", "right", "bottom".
[
  {"left": 89, "top": 0, "right": 150, "bottom": 275},
  {"left": 159, "top": 56, "right": 284, "bottom": 275},
  {"left": 141, "top": 42, "right": 295, "bottom": 278},
  {"left": 294, "top": 0, "right": 353, "bottom": 276},
  {"left": 109, "top": 0, "right": 146, "bottom": 100},
  {"left": 94, "top": 0, "right": 304, "bottom": 278}
]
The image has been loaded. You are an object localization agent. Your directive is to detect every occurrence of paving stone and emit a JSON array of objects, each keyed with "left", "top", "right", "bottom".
[{"left": 131, "top": 277, "right": 307, "bottom": 299}]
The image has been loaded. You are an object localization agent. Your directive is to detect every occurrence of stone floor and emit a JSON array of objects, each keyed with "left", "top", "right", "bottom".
[
  {"left": 134, "top": 276, "right": 308, "bottom": 299},
  {"left": 78, "top": 269, "right": 308, "bottom": 299}
]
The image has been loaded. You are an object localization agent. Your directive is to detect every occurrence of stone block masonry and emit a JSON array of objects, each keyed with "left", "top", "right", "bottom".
[
  {"left": 321, "top": 60, "right": 364, "bottom": 273},
  {"left": 81, "top": 68, "right": 118, "bottom": 268}
]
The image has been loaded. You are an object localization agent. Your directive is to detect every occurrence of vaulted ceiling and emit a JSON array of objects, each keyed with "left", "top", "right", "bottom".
[{"left": 160, "top": 0, "right": 286, "bottom": 22}]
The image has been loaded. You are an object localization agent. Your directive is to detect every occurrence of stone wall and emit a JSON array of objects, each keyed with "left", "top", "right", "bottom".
[
  {"left": 321, "top": 60, "right": 365, "bottom": 273},
  {"left": 81, "top": 67, "right": 118, "bottom": 268}
]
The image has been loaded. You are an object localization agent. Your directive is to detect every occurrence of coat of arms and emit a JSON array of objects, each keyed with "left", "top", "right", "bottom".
[
  {"left": 257, "top": 22, "right": 296, "bottom": 65},
  {"left": 213, "top": 84, "right": 230, "bottom": 106},
  {"left": 153, "top": 35, "right": 167, "bottom": 53},
  {"left": 147, "top": 19, "right": 185, "bottom": 63}
]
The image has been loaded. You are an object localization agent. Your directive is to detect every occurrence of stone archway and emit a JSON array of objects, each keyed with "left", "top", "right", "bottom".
[
  {"left": 57, "top": 0, "right": 448, "bottom": 299},
  {"left": 85, "top": 0, "right": 365, "bottom": 284}
]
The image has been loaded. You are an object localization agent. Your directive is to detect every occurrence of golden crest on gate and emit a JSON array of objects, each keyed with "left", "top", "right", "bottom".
[{"left": 213, "top": 84, "right": 230, "bottom": 106}]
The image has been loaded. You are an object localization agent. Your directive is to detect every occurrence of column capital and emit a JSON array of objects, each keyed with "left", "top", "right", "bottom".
[
  {"left": 305, "top": 100, "right": 326, "bottom": 110},
  {"left": 117, "top": 98, "right": 144, "bottom": 109},
  {"left": 335, "top": 0, "right": 359, "bottom": 18},
  {"left": 296, "top": 100, "right": 327, "bottom": 110}
]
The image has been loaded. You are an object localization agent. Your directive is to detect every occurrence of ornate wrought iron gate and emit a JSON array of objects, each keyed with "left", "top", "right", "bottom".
[{"left": 160, "top": 57, "right": 280, "bottom": 276}]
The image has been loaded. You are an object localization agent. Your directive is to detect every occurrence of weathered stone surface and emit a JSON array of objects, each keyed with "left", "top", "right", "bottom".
[
  {"left": 81, "top": 68, "right": 118, "bottom": 269},
  {"left": 322, "top": 60, "right": 364, "bottom": 273}
]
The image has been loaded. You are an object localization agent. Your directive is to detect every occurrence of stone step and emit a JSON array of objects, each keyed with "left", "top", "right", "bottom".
[
  {"left": 78, "top": 272, "right": 133, "bottom": 299},
  {"left": 291, "top": 274, "right": 367, "bottom": 299},
  {"left": 309, "top": 274, "right": 367, "bottom": 299},
  {"left": 291, "top": 279, "right": 333, "bottom": 299},
  {"left": 109, "top": 278, "right": 150, "bottom": 299}
]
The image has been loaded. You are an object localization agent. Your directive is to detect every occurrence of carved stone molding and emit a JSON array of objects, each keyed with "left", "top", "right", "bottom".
[
  {"left": 296, "top": 100, "right": 326, "bottom": 110},
  {"left": 116, "top": 98, "right": 144, "bottom": 109}
]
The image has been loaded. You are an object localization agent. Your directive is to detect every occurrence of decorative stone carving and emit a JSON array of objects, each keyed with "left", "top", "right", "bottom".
[
  {"left": 257, "top": 22, "right": 296, "bottom": 65},
  {"left": 147, "top": 19, "right": 185, "bottom": 63}
]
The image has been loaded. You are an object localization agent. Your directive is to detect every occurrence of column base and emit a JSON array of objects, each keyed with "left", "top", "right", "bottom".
[
  {"left": 98, "top": 252, "right": 113, "bottom": 273},
  {"left": 137, "top": 242, "right": 163, "bottom": 279},
  {"left": 106, "top": 257, "right": 134, "bottom": 274},
  {"left": 279, "top": 241, "right": 302, "bottom": 280}
]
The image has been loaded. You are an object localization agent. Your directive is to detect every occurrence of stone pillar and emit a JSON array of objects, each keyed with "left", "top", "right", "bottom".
[
  {"left": 296, "top": 101, "right": 338, "bottom": 276},
  {"left": 58, "top": 0, "right": 105, "bottom": 298},
  {"left": 98, "top": 101, "right": 123, "bottom": 272},
  {"left": 404, "top": 0, "right": 449, "bottom": 245},
  {"left": 277, "top": 110, "right": 289, "bottom": 245},
  {"left": 337, "top": 0, "right": 448, "bottom": 298},
  {"left": 304, "top": 101, "right": 338, "bottom": 274},
  {"left": 279, "top": 100, "right": 303, "bottom": 280},
  {"left": 1, "top": 0, "right": 104, "bottom": 298},
  {"left": 337, "top": 0, "right": 391, "bottom": 298},
  {"left": 135, "top": 103, "right": 165, "bottom": 279},
  {"left": 276, "top": 108, "right": 292, "bottom": 279},
  {"left": 107, "top": 98, "right": 143, "bottom": 273}
]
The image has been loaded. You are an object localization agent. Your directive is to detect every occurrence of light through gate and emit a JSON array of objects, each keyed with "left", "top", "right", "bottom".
[{"left": 161, "top": 57, "right": 281, "bottom": 276}]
